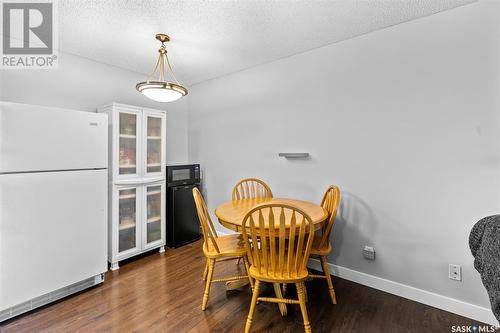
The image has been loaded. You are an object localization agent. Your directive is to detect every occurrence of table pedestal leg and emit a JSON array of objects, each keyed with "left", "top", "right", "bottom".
[
  {"left": 273, "top": 283, "right": 288, "bottom": 316},
  {"left": 226, "top": 279, "right": 250, "bottom": 290}
]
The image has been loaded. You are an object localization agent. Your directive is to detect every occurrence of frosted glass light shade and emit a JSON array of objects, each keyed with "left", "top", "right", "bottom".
[{"left": 136, "top": 81, "right": 188, "bottom": 103}]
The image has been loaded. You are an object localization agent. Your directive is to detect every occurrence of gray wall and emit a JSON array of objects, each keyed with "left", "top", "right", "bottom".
[
  {"left": 187, "top": 0, "right": 499, "bottom": 315},
  {"left": 0, "top": 52, "right": 189, "bottom": 164}
]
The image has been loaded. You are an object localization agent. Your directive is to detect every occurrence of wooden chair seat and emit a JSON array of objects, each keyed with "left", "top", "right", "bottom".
[
  {"left": 310, "top": 235, "right": 332, "bottom": 256},
  {"left": 204, "top": 234, "right": 247, "bottom": 258},
  {"left": 248, "top": 264, "right": 309, "bottom": 283}
]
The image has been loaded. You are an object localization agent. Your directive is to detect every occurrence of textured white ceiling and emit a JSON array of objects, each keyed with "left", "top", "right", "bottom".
[{"left": 58, "top": 0, "right": 476, "bottom": 86}]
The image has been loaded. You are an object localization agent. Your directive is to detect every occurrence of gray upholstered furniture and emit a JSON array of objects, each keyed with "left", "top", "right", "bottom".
[{"left": 469, "top": 215, "right": 500, "bottom": 322}]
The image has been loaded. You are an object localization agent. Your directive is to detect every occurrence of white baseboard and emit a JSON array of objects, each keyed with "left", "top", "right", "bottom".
[
  {"left": 308, "top": 258, "right": 499, "bottom": 327},
  {"left": 217, "top": 229, "right": 498, "bottom": 326}
]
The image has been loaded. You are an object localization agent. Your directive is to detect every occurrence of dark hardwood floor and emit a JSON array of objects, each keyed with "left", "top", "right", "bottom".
[{"left": 0, "top": 240, "right": 486, "bottom": 332}]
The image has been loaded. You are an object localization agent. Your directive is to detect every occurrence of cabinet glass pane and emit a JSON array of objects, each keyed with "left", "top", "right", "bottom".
[
  {"left": 146, "top": 116, "right": 162, "bottom": 173},
  {"left": 119, "top": 188, "right": 136, "bottom": 252},
  {"left": 146, "top": 185, "right": 162, "bottom": 244},
  {"left": 119, "top": 113, "right": 137, "bottom": 175}
]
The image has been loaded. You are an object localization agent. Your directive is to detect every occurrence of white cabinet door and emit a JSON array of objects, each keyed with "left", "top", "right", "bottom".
[
  {"left": 114, "top": 185, "right": 142, "bottom": 260},
  {"left": 116, "top": 107, "right": 142, "bottom": 179},
  {"left": 143, "top": 109, "right": 166, "bottom": 178},
  {"left": 143, "top": 182, "right": 165, "bottom": 250}
]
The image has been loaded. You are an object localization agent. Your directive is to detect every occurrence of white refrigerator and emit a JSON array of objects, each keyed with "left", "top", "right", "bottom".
[{"left": 0, "top": 101, "right": 108, "bottom": 322}]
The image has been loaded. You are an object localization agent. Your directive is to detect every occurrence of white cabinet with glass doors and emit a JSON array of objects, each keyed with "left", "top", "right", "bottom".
[{"left": 99, "top": 103, "right": 166, "bottom": 270}]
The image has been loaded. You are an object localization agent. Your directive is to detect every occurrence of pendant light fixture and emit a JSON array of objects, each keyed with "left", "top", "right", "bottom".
[{"left": 136, "top": 33, "right": 188, "bottom": 102}]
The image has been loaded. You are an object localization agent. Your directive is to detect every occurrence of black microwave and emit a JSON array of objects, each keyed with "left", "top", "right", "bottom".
[{"left": 166, "top": 164, "right": 200, "bottom": 187}]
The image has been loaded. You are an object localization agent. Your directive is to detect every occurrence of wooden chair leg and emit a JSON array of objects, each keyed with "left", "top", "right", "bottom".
[
  {"left": 236, "top": 257, "right": 241, "bottom": 266},
  {"left": 273, "top": 283, "right": 287, "bottom": 316},
  {"left": 320, "top": 255, "right": 337, "bottom": 304},
  {"left": 282, "top": 283, "right": 287, "bottom": 295},
  {"left": 202, "top": 259, "right": 209, "bottom": 281},
  {"left": 245, "top": 280, "right": 261, "bottom": 333},
  {"left": 242, "top": 256, "right": 254, "bottom": 289},
  {"left": 201, "top": 258, "right": 215, "bottom": 310},
  {"left": 296, "top": 282, "right": 312, "bottom": 333},
  {"left": 297, "top": 282, "right": 308, "bottom": 303}
]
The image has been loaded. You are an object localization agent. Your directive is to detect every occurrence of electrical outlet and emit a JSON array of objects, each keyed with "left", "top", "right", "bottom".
[
  {"left": 449, "top": 264, "right": 461, "bottom": 281},
  {"left": 363, "top": 246, "right": 375, "bottom": 260}
]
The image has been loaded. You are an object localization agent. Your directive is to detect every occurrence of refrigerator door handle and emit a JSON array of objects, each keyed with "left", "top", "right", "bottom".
[{"left": 114, "top": 176, "right": 164, "bottom": 186}]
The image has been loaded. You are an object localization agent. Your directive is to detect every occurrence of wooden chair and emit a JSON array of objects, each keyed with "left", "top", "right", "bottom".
[
  {"left": 308, "top": 185, "right": 341, "bottom": 304},
  {"left": 242, "top": 204, "right": 315, "bottom": 333},
  {"left": 232, "top": 178, "right": 273, "bottom": 266},
  {"left": 192, "top": 187, "right": 253, "bottom": 311},
  {"left": 232, "top": 178, "right": 273, "bottom": 200}
]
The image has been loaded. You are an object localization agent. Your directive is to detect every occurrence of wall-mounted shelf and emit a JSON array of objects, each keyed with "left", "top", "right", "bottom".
[{"left": 278, "top": 153, "right": 310, "bottom": 159}]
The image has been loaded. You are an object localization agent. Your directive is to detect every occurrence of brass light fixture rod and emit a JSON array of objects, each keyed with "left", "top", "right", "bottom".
[{"left": 147, "top": 33, "right": 180, "bottom": 85}]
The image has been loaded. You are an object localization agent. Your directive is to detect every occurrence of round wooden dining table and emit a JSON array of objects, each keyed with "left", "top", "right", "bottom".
[
  {"left": 215, "top": 197, "right": 328, "bottom": 316},
  {"left": 215, "top": 197, "right": 328, "bottom": 232}
]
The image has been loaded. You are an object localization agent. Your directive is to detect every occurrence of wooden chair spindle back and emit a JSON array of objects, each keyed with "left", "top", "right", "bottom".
[
  {"left": 232, "top": 178, "right": 273, "bottom": 201},
  {"left": 242, "top": 204, "right": 314, "bottom": 279},
  {"left": 193, "top": 187, "right": 220, "bottom": 253},
  {"left": 318, "top": 185, "right": 341, "bottom": 249}
]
